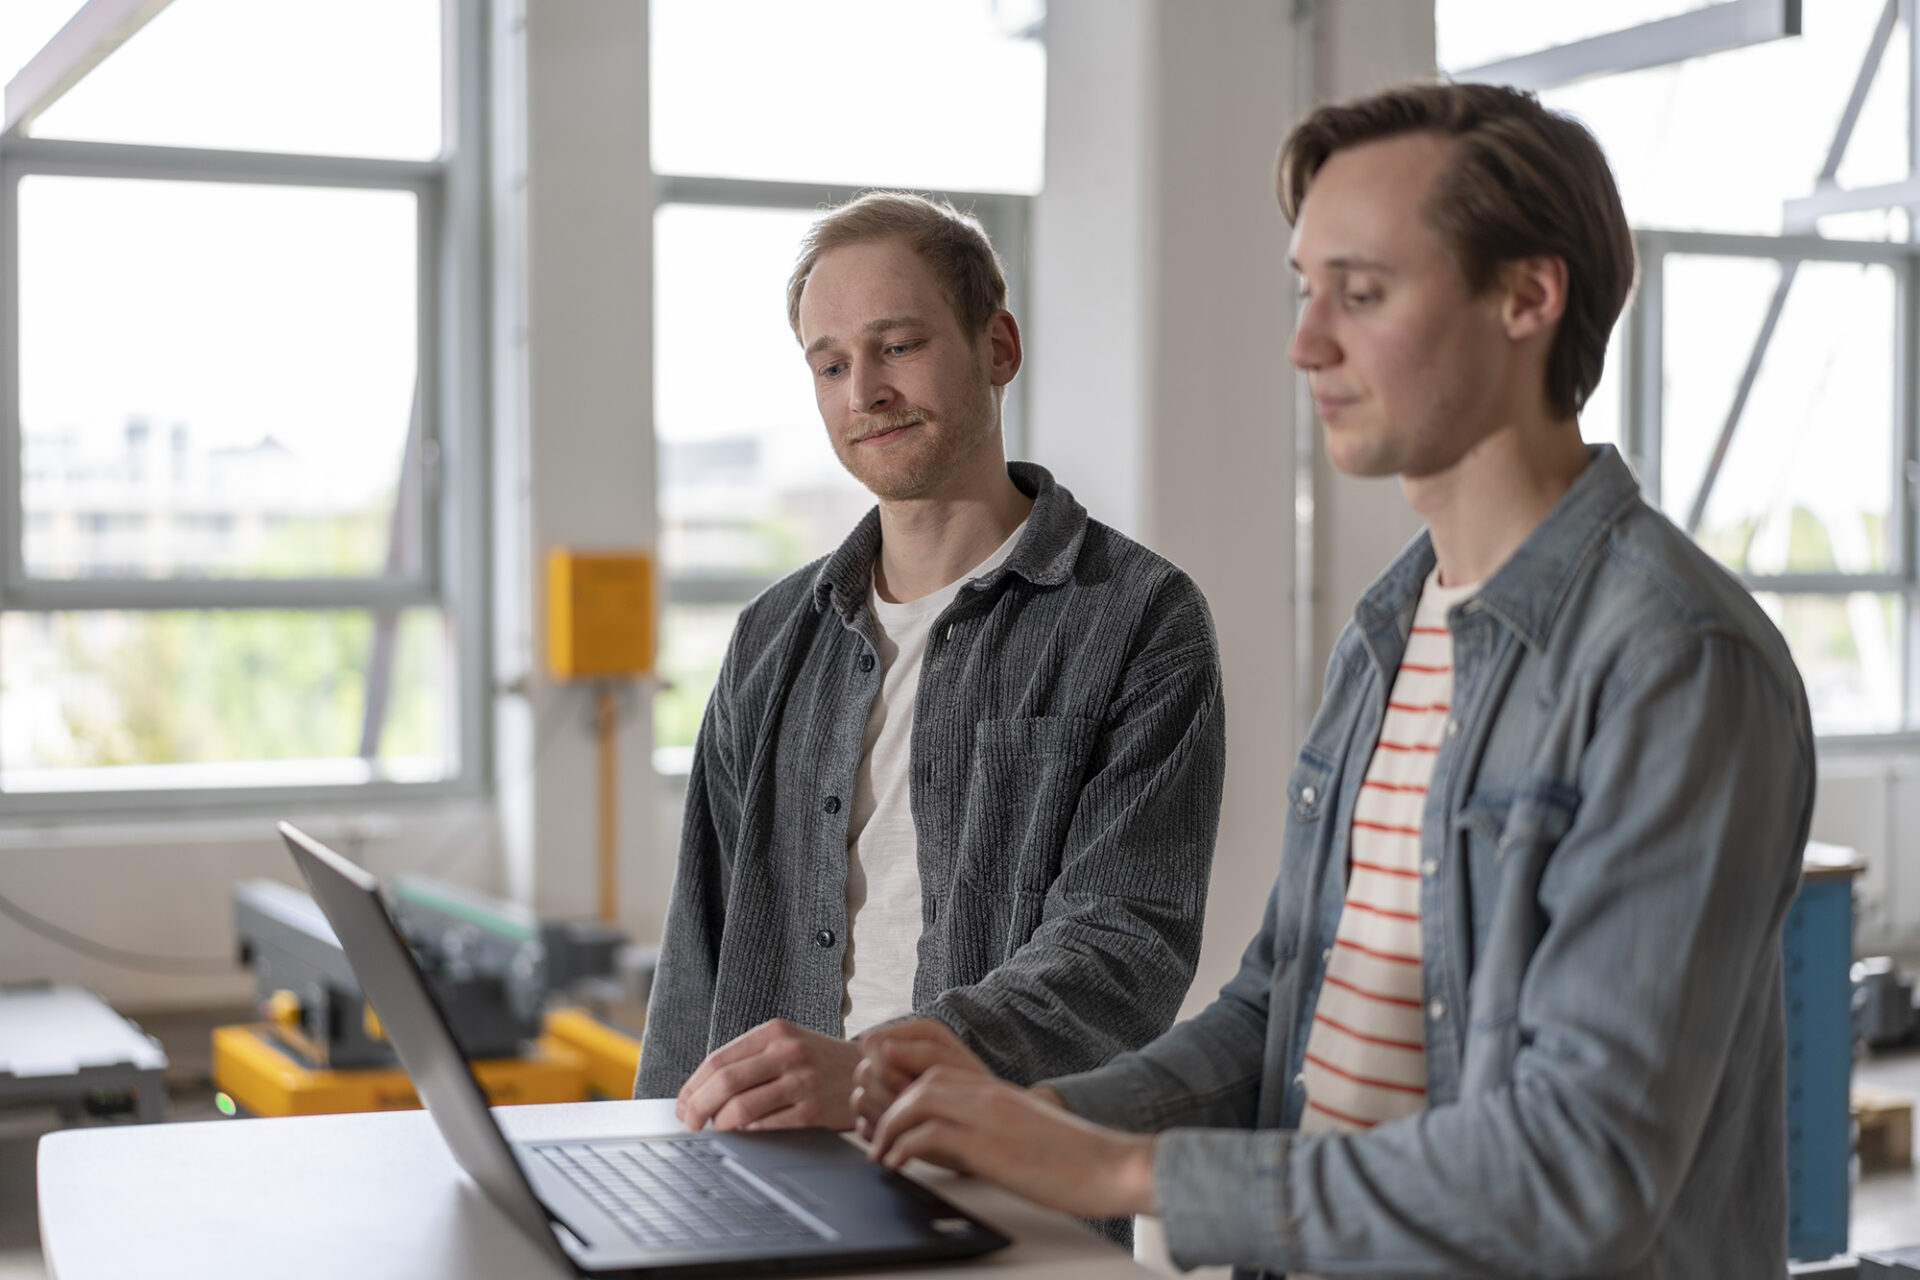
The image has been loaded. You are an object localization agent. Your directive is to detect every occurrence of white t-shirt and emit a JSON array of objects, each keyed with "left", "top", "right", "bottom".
[{"left": 840, "top": 520, "right": 1028, "bottom": 1038}]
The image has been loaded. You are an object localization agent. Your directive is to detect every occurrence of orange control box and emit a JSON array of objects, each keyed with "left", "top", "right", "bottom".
[{"left": 546, "top": 549, "right": 654, "bottom": 679}]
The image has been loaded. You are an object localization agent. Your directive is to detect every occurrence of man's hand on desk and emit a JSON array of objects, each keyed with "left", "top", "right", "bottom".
[
  {"left": 866, "top": 1067, "right": 1158, "bottom": 1221},
  {"left": 675, "top": 1019, "right": 864, "bottom": 1132},
  {"left": 849, "top": 1018, "right": 990, "bottom": 1139}
]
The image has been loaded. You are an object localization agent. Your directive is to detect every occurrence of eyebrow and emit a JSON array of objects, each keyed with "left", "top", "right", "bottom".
[
  {"left": 1288, "top": 254, "right": 1397, "bottom": 275},
  {"left": 803, "top": 315, "right": 931, "bottom": 360}
]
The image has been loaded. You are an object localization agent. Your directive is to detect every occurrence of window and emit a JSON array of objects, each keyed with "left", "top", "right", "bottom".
[
  {"left": 0, "top": 0, "right": 485, "bottom": 809},
  {"left": 1445, "top": 0, "right": 1920, "bottom": 739},
  {"left": 648, "top": 0, "right": 1044, "bottom": 769}
]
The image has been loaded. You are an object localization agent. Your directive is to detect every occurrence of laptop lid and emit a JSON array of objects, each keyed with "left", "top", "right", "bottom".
[{"left": 278, "top": 822, "right": 574, "bottom": 1271}]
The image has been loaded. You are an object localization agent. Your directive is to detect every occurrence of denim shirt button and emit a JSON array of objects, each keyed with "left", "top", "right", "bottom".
[
  {"left": 1445, "top": 718, "right": 1461, "bottom": 738},
  {"left": 1293, "top": 1072, "right": 1307, "bottom": 1089},
  {"left": 1300, "top": 785, "right": 1318, "bottom": 805},
  {"left": 1422, "top": 858, "right": 1439, "bottom": 878},
  {"left": 1429, "top": 999, "right": 1447, "bottom": 1022},
  {"left": 1321, "top": 947, "right": 1333, "bottom": 964}
]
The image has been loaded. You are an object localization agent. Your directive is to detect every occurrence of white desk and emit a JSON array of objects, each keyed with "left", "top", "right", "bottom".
[{"left": 37, "top": 1098, "right": 1148, "bottom": 1279}]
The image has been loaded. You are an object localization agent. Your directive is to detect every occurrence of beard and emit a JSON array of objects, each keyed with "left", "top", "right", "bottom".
[{"left": 830, "top": 381, "right": 1000, "bottom": 502}]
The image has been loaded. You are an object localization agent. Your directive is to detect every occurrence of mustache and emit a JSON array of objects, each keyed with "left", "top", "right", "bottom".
[{"left": 847, "top": 409, "right": 928, "bottom": 444}]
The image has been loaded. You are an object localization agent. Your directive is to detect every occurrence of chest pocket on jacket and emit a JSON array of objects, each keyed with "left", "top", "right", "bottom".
[
  {"left": 956, "top": 716, "right": 1101, "bottom": 895},
  {"left": 1455, "top": 783, "right": 1579, "bottom": 1032}
]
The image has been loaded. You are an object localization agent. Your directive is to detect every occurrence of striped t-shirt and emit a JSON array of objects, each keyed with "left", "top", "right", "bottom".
[{"left": 1299, "top": 567, "right": 1477, "bottom": 1134}]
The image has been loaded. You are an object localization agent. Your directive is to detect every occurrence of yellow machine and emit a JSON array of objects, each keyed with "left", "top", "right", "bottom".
[
  {"left": 216, "top": 878, "right": 646, "bottom": 1119},
  {"left": 212, "top": 1022, "right": 590, "bottom": 1117},
  {"left": 537, "top": 1006, "right": 644, "bottom": 1099}
]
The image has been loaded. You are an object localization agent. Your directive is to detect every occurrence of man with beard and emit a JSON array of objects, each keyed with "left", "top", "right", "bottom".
[{"left": 636, "top": 193, "right": 1226, "bottom": 1156}]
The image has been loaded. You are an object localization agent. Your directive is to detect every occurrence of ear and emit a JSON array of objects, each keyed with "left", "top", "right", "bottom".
[
  {"left": 982, "top": 310, "right": 1023, "bottom": 387},
  {"left": 1500, "top": 256, "right": 1568, "bottom": 342}
]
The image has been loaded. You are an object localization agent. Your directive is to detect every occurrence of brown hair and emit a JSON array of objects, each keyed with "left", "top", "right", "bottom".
[
  {"left": 1278, "top": 82, "right": 1635, "bottom": 420},
  {"left": 785, "top": 191, "right": 1008, "bottom": 341}
]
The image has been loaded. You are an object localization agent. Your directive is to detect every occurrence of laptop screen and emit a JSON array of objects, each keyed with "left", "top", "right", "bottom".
[{"left": 278, "top": 822, "right": 572, "bottom": 1269}]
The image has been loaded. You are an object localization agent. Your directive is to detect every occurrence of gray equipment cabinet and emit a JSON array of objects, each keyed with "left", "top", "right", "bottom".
[{"left": 0, "top": 982, "right": 168, "bottom": 1122}]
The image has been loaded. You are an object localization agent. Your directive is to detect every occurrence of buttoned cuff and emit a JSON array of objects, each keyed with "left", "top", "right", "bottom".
[{"left": 1153, "top": 1127, "right": 1291, "bottom": 1271}]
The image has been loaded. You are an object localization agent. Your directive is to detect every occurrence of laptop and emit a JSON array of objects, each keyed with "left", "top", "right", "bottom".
[{"left": 278, "top": 822, "right": 1010, "bottom": 1277}]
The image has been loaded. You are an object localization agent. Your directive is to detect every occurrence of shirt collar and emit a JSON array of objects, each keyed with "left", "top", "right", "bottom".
[
  {"left": 1355, "top": 444, "right": 1645, "bottom": 652},
  {"left": 811, "top": 461, "right": 1088, "bottom": 621}
]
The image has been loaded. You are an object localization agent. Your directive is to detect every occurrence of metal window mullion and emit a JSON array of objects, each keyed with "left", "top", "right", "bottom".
[
  {"left": 1, "top": 149, "right": 22, "bottom": 610},
  {"left": 1639, "top": 227, "right": 1911, "bottom": 265},
  {"left": 0, "top": 136, "right": 440, "bottom": 190},
  {"left": 5, "top": 578, "right": 436, "bottom": 612},
  {"left": 442, "top": 0, "right": 490, "bottom": 785},
  {"left": 1908, "top": 241, "right": 1920, "bottom": 728},
  {"left": 653, "top": 171, "right": 1031, "bottom": 214},
  {"left": 1453, "top": 0, "right": 1801, "bottom": 92},
  {"left": 1631, "top": 246, "right": 1664, "bottom": 506},
  {"left": 0, "top": 775, "right": 481, "bottom": 820},
  {"left": 1743, "top": 573, "right": 1909, "bottom": 593}
]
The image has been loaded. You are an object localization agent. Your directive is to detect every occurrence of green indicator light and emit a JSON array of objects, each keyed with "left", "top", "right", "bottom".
[{"left": 215, "top": 1092, "right": 237, "bottom": 1117}]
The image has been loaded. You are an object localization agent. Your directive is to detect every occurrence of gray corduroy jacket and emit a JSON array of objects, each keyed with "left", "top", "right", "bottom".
[{"left": 635, "top": 461, "right": 1226, "bottom": 1098}]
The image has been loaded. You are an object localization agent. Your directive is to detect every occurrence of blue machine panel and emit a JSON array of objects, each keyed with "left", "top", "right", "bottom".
[{"left": 1786, "top": 873, "right": 1855, "bottom": 1262}]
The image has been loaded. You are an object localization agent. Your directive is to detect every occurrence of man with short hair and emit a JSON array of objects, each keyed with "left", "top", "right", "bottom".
[
  {"left": 857, "top": 83, "right": 1815, "bottom": 1278},
  {"left": 636, "top": 192, "right": 1226, "bottom": 1147}
]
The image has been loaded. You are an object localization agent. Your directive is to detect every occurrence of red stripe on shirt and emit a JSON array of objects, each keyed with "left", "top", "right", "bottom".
[
  {"left": 1387, "top": 701, "right": 1450, "bottom": 714},
  {"left": 1314, "top": 1012, "right": 1426, "bottom": 1053},
  {"left": 1375, "top": 740, "right": 1440, "bottom": 754},
  {"left": 1305, "top": 1052, "right": 1428, "bottom": 1096},
  {"left": 1336, "top": 937, "right": 1422, "bottom": 966},
  {"left": 1307, "top": 1098, "right": 1380, "bottom": 1129},
  {"left": 1363, "top": 780, "right": 1428, "bottom": 794},
  {"left": 1353, "top": 818, "right": 1421, "bottom": 837},
  {"left": 1323, "top": 973, "right": 1424, "bottom": 1009},
  {"left": 1399, "top": 662, "right": 1450, "bottom": 674},
  {"left": 1346, "top": 899, "right": 1420, "bottom": 923},
  {"left": 1411, "top": 626, "right": 1449, "bottom": 635},
  {"left": 1351, "top": 858, "right": 1420, "bottom": 879}
]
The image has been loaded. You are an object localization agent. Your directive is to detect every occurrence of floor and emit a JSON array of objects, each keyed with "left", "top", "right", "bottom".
[{"left": 12, "top": 1009, "right": 1920, "bottom": 1277}]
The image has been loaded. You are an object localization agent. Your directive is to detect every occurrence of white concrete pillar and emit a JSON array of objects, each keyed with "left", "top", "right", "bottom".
[
  {"left": 1032, "top": 0, "right": 1434, "bottom": 1028},
  {"left": 490, "top": 0, "right": 661, "bottom": 934}
]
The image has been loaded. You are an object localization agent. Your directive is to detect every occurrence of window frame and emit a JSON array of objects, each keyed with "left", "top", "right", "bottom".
[
  {"left": 1623, "top": 227, "right": 1920, "bottom": 743},
  {"left": 0, "top": 0, "right": 491, "bottom": 816},
  {"left": 1449, "top": 0, "right": 1802, "bottom": 91}
]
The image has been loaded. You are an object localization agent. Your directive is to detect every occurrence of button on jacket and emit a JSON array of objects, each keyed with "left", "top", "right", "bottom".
[
  {"left": 1047, "top": 446, "right": 1816, "bottom": 1279},
  {"left": 636, "top": 462, "right": 1227, "bottom": 1096}
]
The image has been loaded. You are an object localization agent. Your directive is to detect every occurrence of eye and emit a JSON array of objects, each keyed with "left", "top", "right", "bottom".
[
  {"left": 1342, "top": 290, "right": 1378, "bottom": 309},
  {"left": 884, "top": 341, "right": 918, "bottom": 357},
  {"left": 817, "top": 361, "right": 846, "bottom": 379}
]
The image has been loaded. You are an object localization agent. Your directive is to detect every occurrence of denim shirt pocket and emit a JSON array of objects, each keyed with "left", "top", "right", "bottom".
[
  {"left": 1455, "top": 784, "right": 1579, "bottom": 1039},
  {"left": 956, "top": 715, "right": 1102, "bottom": 895}
]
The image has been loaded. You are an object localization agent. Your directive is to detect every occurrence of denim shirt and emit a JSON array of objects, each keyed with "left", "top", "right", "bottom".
[{"left": 1047, "top": 446, "right": 1816, "bottom": 1278}]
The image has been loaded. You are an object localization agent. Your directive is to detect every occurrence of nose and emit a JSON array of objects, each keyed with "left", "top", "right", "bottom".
[
  {"left": 1288, "top": 293, "right": 1338, "bottom": 372},
  {"left": 849, "top": 358, "right": 894, "bottom": 415}
]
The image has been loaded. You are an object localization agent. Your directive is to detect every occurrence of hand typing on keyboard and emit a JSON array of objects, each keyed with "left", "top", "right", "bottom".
[{"left": 676, "top": 1019, "right": 867, "bottom": 1132}]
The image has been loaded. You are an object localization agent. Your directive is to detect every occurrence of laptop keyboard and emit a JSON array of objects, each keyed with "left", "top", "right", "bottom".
[{"left": 535, "top": 1138, "right": 826, "bottom": 1249}]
